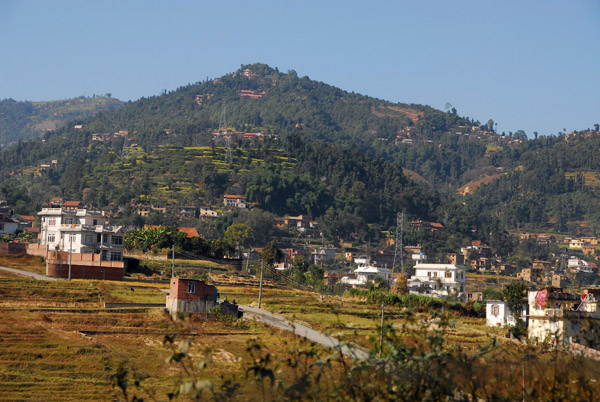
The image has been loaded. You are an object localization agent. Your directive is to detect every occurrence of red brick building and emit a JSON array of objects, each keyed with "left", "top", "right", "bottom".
[{"left": 166, "top": 278, "right": 218, "bottom": 318}]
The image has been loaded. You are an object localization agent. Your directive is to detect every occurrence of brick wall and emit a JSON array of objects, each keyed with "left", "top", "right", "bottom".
[{"left": 168, "top": 278, "right": 216, "bottom": 301}]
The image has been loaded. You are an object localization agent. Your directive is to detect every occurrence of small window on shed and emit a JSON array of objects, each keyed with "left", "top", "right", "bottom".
[{"left": 188, "top": 282, "right": 196, "bottom": 294}]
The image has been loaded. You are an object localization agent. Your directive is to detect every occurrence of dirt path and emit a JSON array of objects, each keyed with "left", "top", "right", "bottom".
[{"left": 0, "top": 266, "right": 57, "bottom": 281}]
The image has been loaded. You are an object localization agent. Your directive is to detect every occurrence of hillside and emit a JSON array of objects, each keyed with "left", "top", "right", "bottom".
[
  {"left": 0, "top": 96, "right": 124, "bottom": 146},
  {"left": 1, "top": 63, "right": 599, "bottom": 239}
]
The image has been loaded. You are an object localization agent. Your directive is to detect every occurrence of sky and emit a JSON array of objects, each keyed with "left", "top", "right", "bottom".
[{"left": 0, "top": 0, "right": 598, "bottom": 136}]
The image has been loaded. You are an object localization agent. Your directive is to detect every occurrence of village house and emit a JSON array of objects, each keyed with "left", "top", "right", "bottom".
[
  {"left": 166, "top": 277, "right": 218, "bottom": 318},
  {"left": 517, "top": 267, "right": 543, "bottom": 283},
  {"left": 407, "top": 262, "right": 467, "bottom": 300},
  {"left": 177, "top": 205, "right": 198, "bottom": 219},
  {"left": 33, "top": 206, "right": 125, "bottom": 279},
  {"left": 528, "top": 289, "right": 600, "bottom": 349},
  {"left": 223, "top": 194, "right": 247, "bottom": 209},
  {"left": 0, "top": 213, "right": 22, "bottom": 235},
  {"left": 340, "top": 256, "right": 391, "bottom": 287},
  {"left": 312, "top": 247, "right": 336, "bottom": 265},
  {"left": 199, "top": 208, "right": 220, "bottom": 218},
  {"left": 485, "top": 300, "right": 527, "bottom": 327}
]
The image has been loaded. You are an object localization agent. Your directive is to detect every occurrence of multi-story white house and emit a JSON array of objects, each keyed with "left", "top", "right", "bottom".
[
  {"left": 223, "top": 194, "right": 247, "bottom": 209},
  {"left": 38, "top": 207, "right": 124, "bottom": 262},
  {"left": 408, "top": 263, "right": 466, "bottom": 300},
  {"left": 340, "top": 256, "right": 391, "bottom": 287}
]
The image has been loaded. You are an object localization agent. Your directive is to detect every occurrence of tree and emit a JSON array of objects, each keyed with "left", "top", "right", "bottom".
[
  {"left": 513, "top": 130, "right": 527, "bottom": 140},
  {"left": 223, "top": 223, "right": 254, "bottom": 252},
  {"left": 260, "top": 241, "right": 283, "bottom": 267},
  {"left": 501, "top": 281, "right": 529, "bottom": 324}
]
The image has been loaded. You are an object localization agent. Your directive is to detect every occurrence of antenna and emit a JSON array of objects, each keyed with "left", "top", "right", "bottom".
[
  {"left": 392, "top": 211, "right": 404, "bottom": 276},
  {"left": 216, "top": 101, "right": 233, "bottom": 165}
]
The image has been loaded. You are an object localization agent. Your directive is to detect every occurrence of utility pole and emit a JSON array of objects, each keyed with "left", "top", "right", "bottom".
[
  {"left": 245, "top": 248, "right": 251, "bottom": 273},
  {"left": 258, "top": 260, "right": 264, "bottom": 309},
  {"left": 379, "top": 302, "right": 385, "bottom": 357},
  {"left": 171, "top": 244, "right": 175, "bottom": 278},
  {"left": 68, "top": 234, "right": 72, "bottom": 281}
]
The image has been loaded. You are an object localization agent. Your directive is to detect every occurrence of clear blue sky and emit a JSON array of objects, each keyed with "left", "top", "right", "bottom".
[{"left": 1, "top": 0, "right": 598, "bottom": 136}]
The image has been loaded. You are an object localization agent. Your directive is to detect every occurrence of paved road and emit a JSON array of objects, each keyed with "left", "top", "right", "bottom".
[
  {"left": 240, "top": 305, "right": 369, "bottom": 360},
  {"left": 0, "top": 266, "right": 57, "bottom": 281}
]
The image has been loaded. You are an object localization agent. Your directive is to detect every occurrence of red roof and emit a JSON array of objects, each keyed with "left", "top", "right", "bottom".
[
  {"left": 178, "top": 227, "right": 200, "bottom": 238},
  {"left": 224, "top": 194, "right": 246, "bottom": 199},
  {"left": 63, "top": 200, "right": 81, "bottom": 207},
  {"left": 19, "top": 215, "right": 35, "bottom": 221}
]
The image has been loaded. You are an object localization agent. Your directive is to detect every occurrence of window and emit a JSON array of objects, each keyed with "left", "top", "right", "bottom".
[
  {"left": 97, "top": 234, "right": 102, "bottom": 243},
  {"left": 445, "top": 272, "right": 452, "bottom": 278},
  {"left": 84, "top": 234, "right": 93, "bottom": 244},
  {"left": 48, "top": 218, "right": 56, "bottom": 226},
  {"left": 68, "top": 234, "right": 76, "bottom": 243},
  {"left": 93, "top": 219, "right": 98, "bottom": 226},
  {"left": 111, "top": 236, "right": 123, "bottom": 245},
  {"left": 102, "top": 235, "right": 108, "bottom": 243},
  {"left": 110, "top": 252, "right": 122, "bottom": 261},
  {"left": 188, "top": 282, "right": 196, "bottom": 293},
  {"left": 64, "top": 218, "right": 74, "bottom": 224},
  {"left": 491, "top": 304, "right": 500, "bottom": 316},
  {"left": 101, "top": 250, "right": 108, "bottom": 261},
  {"left": 427, "top": 272, "right": 432, "bottom": 277},
  {"left": 433, "top": 272, "right": 438, "bottom": 278},
  {"left": 0, "top": 223, "right": 4, "bottom": 231},
  {"left": 47, "top": 234, "right": 56, "bottom": 243}
]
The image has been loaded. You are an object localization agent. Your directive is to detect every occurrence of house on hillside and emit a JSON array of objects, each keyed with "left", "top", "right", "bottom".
[
  {"left": 408, "top": 263, "right": 466, "bottom": 300},
  {"left": 177, "top": 206, "right": 198, "bottom": 219},
  {"left": 223, "top": 194, "right": 247, "bottom": 209},
  {"left": 486, "top": 300, "right": 527, "bottom": 327},
  {"left": 340, "top": 257, "right": 391, "bottom": 287},
  {"left": 528, "top": 289, "right": 600, "bottom": 349},
  {"left": 312, "top": 247, "right": 336, "bottom": 265}
]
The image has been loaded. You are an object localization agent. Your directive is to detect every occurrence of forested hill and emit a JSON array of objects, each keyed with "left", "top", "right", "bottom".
[
  {"left": 0, "top": 97, "right": 124, "bottom": 146},
  {"left": 1, "top": 63, "right": 599, "bottom": 237},
  {"left": 40, "top": 63, "right": 501, "bottom": 187}
]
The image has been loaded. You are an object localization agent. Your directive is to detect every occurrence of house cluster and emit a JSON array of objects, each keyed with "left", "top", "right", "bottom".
[
  {"left": 212, "top": 130, "right": 276, "bottom": 143},
  {"left": 92, "top": 130, "right": 129, "bottom": 142},
  {"left": 195, "top": 93, "right": 214, "bottom": 105},
  {"left": 239, "top": 89, "right": 266, "bottom": 99},
  {"left": 408, "top": 220, "right": 444, "bottom": 232},
  {"left": 487, "top": 287, "right": 600, "bottom": 350},
  {"left": 274, "top": 215, "right": 319, "bottom": 235}
]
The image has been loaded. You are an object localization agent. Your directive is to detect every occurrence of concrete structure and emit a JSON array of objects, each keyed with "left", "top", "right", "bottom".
[
  {"left": 312, "top": 247, "right": 336, "bottom": 265},
  {"left": 340, "top": 257, "right": 391, "bottom": 287},
  {"left": 166, "top": 278, "right": 218, "bottom": 318},
  {"left": 528, "top": 289, "right": 600, "bottom": 349},
  {"left": 39, "top": 207, "right": 124, "bottom": 262},
  {"left": 37, "top": 207, "right": 124, "bottom": 279},
  {"left": 486, "top": 300, "right": 527, "bottom": 327},
  {"left": 408, "top": 263, "right": 466, "bottom": 300},
  {"left": 223, "top": 194, "right": 247, "bottom": 209}
]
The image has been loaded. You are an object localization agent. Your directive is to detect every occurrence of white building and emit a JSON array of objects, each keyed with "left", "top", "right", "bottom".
[
  {"left": 485, "top": 300, "right": 527, "bottom": 327},
  {"left": 223, "top": 194, "right": 247, "bottom": 209},
  {"left": 568, "top": 257, "right": 595, "bottom": 273},
  {"left": 408, "top": 263, "right": 466, "bottom": 300},
  {"left": 528, "top": 289, "right": 600, "bottom": 348},
  {"left": 38, "top": 207, "right": 124, "bottom": 262},
  {"left": 340, "top": 257, "right": 391, "bottom": 287}
]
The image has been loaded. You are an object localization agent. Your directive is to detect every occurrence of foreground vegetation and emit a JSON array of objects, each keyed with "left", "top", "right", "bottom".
[{"left": 1, "top": 266, "right": 599, "bottom": 401}]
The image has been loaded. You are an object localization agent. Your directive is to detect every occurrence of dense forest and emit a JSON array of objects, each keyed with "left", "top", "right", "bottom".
[{"left": 0, "top": 63, "right": 599, "bottom": 246}]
